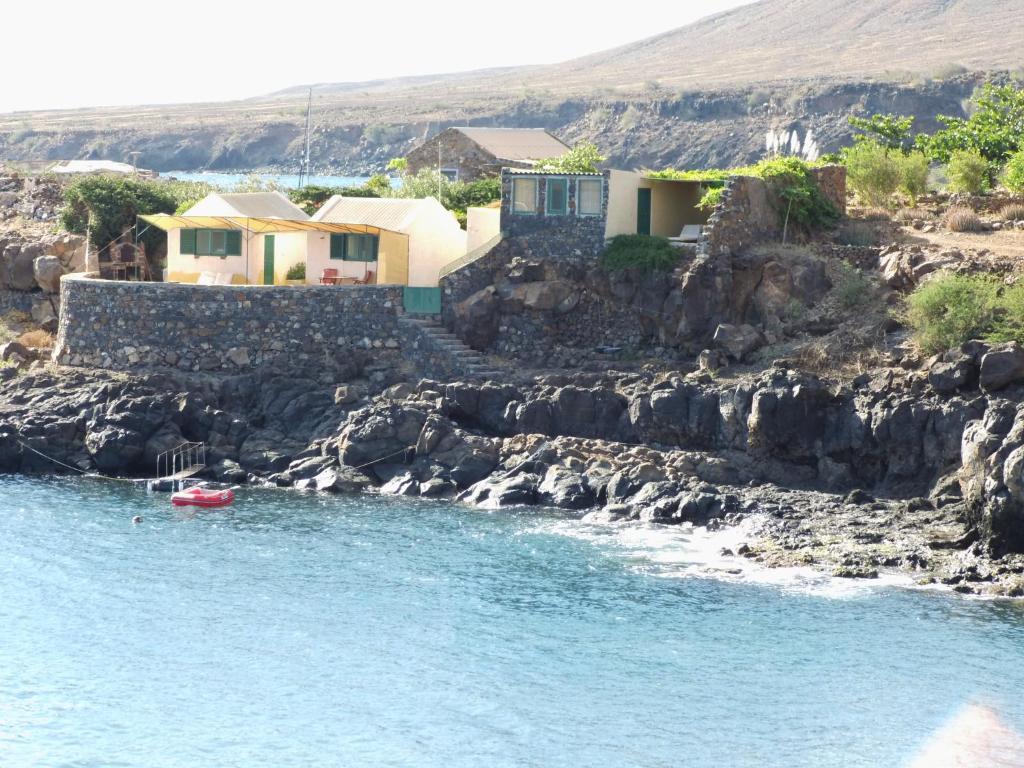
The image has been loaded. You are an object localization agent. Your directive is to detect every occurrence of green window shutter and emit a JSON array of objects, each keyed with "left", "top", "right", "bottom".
[
  {"left": 180, "top": 229, "right": 196, "bottom": 254},
  {"left": 330, "top": 233, "right": 345, "bottom": 260},
  {"left": 226, "top": 230, "right": 242, "bottom": 256}
]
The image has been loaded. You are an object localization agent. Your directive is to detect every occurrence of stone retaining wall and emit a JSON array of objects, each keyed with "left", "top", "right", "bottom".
[
  {"left": 54, "top": 274, "right": 407, "bottom": 375},
  {"left": 0, "top": 287, "right": 39, "bottom": 316}
]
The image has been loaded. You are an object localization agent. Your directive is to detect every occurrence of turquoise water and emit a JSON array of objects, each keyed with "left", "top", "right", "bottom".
[
  {"left": 163, "top": 171, "right": 378, "bottom": 189},
  {"left": 2, "top": 476, "right": 1023, "bottom": 767}
]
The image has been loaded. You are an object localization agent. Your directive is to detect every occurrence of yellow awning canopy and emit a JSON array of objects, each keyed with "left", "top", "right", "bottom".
[{"left": 139, "top": 214, "right": 395, "bottom": 237}]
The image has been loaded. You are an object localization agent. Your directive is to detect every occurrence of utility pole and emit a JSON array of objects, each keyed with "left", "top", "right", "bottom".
[{"left": 299, "top": 88, "right": 312, "bottom": 188}]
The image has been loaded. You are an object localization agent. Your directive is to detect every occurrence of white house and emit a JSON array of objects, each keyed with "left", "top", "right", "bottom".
[
  {"left": 154, "top": 191, "right": 467, "bottom": 287},
  {"left": 164, "top": 192, "right": 313, "bottom": 285}
]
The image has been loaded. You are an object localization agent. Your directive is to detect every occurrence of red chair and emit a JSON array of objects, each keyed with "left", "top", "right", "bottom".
[
  {"left": 320, "top": 268, "right": 339, "bottom": 285},
  {"left": 355, "top": 270, "right": 376, "bottom": 285}
]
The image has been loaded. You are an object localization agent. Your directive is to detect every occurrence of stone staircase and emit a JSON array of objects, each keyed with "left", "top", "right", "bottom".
[{"left": 403, "top": 316, "right": 504, "bottom": 380}]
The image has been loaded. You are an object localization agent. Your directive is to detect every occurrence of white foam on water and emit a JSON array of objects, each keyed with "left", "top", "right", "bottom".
[{"left": 535, "top": 513, "right": 922, "bottom": 600}]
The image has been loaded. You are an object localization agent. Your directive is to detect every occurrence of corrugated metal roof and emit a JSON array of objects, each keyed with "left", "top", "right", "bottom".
[
  {"left": 312, "top": 196, "right": 440, "bottom": 232},
  {"left": 140, "top": 214, "right": 390, "bottom": 236},
  {"left": 505, "top": 168, "right": 605, "bottom": 176},
  {"left": 51, "top": 160, "right": 140, "bottom": 174},
  {"left": 185, "top": 192, "right": 310, "bottom": 220},
  {"left": 453, "top": 128, "right": 570, "bottom": 162}
]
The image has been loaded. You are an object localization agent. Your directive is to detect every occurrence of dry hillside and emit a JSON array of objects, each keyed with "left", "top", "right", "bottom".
[{"left": 0, "top": 0, "right": 1021, "bottom": 174}]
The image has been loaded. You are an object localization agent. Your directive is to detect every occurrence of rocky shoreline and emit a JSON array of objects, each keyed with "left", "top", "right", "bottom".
[{"left": 3, "top": 359, "right": 1024, "bottom": 597}]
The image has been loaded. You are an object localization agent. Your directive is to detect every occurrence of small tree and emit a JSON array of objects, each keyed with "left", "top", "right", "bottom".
[
  {"left": 61, "top": 176, "right": 179, "bottom": 249},
  {"left": 848, "top": 113, "right": 915, "bottom": 152},
  {"left": 946, "top": 149, "right": 990, "bottom": 194},
  {"left": 842, "top": 140, "right": 901, "bottom": 207},
  {"left": 532, "top": 142, "right": 605, "bottom": 173},
  {"left": 917, "top": 83, "right": 1024, "bottom": 166},
  {"left": 897, "top": 152, "right": 931, "bottom": 205},
  {"left": 1003, "top": 149, "right": 1024, "bottom": 194}
]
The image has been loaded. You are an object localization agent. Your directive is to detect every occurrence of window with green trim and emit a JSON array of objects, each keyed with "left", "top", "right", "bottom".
[
  {"left": 512, "top": 178, "right": 538, "bottom": 214},
  {"left": 330, "top": 233, "right": 379, "bottom": 261},
  {"left": 180, "top": 228, "right": 241, "bottom": 257},
  {"left": 546, "top": 178, "right": 568, "bottom": 216},
  {"left": 577, "top": 179, "right": 603, "bottom": 216}
]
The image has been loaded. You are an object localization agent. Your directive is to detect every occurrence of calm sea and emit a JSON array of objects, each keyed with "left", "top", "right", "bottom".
[
  {"left": 163, "top": 171, "right": 377, "bottom": 189},
  {"left": 1, "top": 475, "right": 1023, "bottom": 767}
]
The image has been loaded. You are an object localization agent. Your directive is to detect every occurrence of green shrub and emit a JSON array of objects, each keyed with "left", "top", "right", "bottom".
[
  {"left": 752, "top": 156, "right": 840, "bottom": 234},
  {"left": 61, "top": 176, "right": 179, "bottom": 249},
  {"left": 942, "top": 205, "right": 985, "bottom": 232},
  {"left": 842, "top": 140, "right": 901, "bottom": 207},
  {"left": 697, "top": 186, "right": 724, "bottom": 211},
  {"left": 989, "top": 282, "right": 1024, "bottom": 343},
  {"left": 906, "top": 274, "right": 1001, "bottom": 353},
  {"left": 600, "top": 235, "right": 679, "bottom": 273},
  {"left": 897, "top": 152, "right": 930, "bottom": 205},
  {"left": 998, "top": 203, "right": 1024, "bottom": 221},
  {"left": 1002, "top": 150, "right": 1024, "bottom": 194},
  {"left": 285, "top": 263, "right": 306, "bottom": 281},
  {"left": 532, "top": 142, "right": 605, "bottom": 173},
  {"left": 946, "top": 149, "right": 990, "bottom": 194}
]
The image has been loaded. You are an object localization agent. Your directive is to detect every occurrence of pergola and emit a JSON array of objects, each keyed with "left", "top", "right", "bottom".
[{"left": 138, "top": 214, "right": 390, "bottom": 237}]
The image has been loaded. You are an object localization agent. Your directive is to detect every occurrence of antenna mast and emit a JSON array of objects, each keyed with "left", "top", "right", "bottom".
[{"left": 299, "top": 88, "right": 312, "bottom": 188}]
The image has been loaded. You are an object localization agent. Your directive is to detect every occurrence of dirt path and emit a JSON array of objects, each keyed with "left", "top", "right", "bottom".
[{"left": 899, "top": 227, "right": 1024, "bottom": 262}]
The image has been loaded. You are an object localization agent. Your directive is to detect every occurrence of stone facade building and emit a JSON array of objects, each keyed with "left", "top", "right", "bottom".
[{"left": 405, "top": 128, "right": 570, "bottom": 182}]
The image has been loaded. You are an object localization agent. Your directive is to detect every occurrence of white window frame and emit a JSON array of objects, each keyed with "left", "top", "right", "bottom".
[{"left": 576, "top": 178, "right": 604, "bottom": 217}]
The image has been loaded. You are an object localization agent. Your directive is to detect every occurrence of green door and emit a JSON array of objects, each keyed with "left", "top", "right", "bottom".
[
  {"left": 637, "top": 188, "right": 652, "bottom": 236},
  {"left": 403, "top": 287, "right": 442, "bottom": 315},
  {"left": 263, "top": 235, "right": 275, "bottom": 285}
]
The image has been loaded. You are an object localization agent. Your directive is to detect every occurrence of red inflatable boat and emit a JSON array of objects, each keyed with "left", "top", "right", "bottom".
[{"left": 171, "top": 486, "right": 235, "bottom": 508}]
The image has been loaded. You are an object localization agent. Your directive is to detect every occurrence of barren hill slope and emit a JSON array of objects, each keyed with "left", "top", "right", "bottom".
[
  {"left": 0, "top": 0, "right": 1021, "bottom": 173},
  {"left": 524, "top": 0, "right": 1022, "bottom": 91}
]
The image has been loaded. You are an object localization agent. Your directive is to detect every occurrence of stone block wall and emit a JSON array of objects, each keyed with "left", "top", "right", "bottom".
[
  {"left": 406, "top": 129, "right": 533, "bottom": 182},
  {"left": 500, "top": 169, "right": 610, "bottom": 257},
  {"left": 810, "top": 165, "right": 847, "bottom": 215},
  {"left": 54, "top": 274, "right": 408, "bottom": 375},
  {"left": 702, "top": 176, "right": 780, "bottom": 257}
]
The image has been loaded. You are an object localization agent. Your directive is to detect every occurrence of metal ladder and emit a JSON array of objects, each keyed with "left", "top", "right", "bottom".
[{"left": 152, "top": 442, "right": 206, "bottom": 491}]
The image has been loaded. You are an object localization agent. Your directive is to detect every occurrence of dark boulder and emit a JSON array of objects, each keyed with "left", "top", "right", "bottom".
[
  {"left": 458, "top": 472, "right": 540, "bottom": 508},
  {"left": 980, "top": 343, "right": 1024, "bottom": 392},
  {"left": 537, "top": 466, "right": 595, "bottom": 510}
]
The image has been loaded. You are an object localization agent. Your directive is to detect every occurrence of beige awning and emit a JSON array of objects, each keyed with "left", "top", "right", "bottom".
[{"left": 139, "top": 214, "right": 392, "bottom": 236}]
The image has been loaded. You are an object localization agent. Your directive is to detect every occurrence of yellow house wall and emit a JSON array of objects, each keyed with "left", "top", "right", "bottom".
[
  {"left": 166, "top": 228, "right": 253, "bottom": 284},
  {"left": 466, "top": 207, "right": 500, "bottom": 252},
  {"left": 605, "top": 170, "right": 648, "bottom": 239},
  {"left": 258, "top": 232, "right": 306, "bottom": 285},
  {"left": 166, "top": 229, "right": 319, "bottom": 285},
  {"left": 408, "top": 203, "right": 468, "bottom": 286},
  {"left": 604, "top": 173, "right": 707, "bottom": 239},
  {"left": 305, "top": 231, "right": 409, "bottom": 285}
]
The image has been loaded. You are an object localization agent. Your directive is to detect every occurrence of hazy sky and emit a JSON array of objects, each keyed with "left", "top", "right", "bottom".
[{"left": 2, "top": 0, "right": 755, "bottom": 113}]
